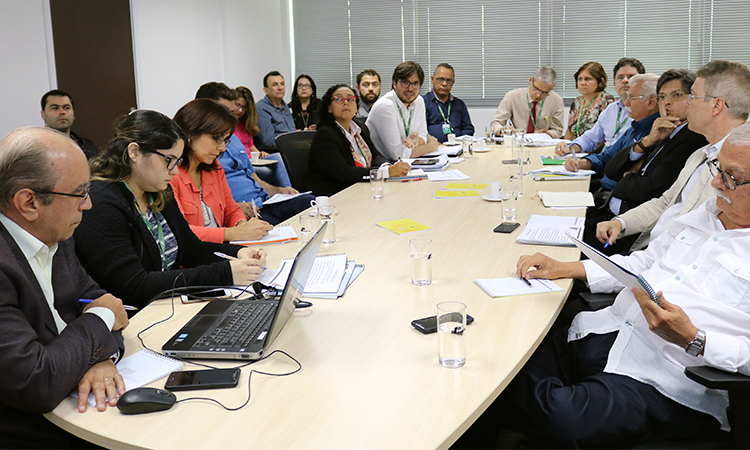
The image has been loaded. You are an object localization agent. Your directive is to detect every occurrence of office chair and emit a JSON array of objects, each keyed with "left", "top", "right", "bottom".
[{"left": 274, "top": 130, "right": 316, "bottom": 192}]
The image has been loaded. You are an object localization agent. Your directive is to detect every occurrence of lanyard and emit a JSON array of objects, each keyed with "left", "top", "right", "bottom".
[
  {"left": 613, "top": 105, "right": 628, "bottom": 137},
  {"left": 124, "top": 182, "right": 168, "bottom": 271},
  {"left": 573, "top": 92, "right": 601, "bottom": 136},
  {"left": 398, "top": 105, "right": 412, "bottom": 136},
  {"left": 526, "top": 91, "right": 545, "bottom": 130},
  {"left": 434, "top": 97, "right": 452, "bottom": 124}
]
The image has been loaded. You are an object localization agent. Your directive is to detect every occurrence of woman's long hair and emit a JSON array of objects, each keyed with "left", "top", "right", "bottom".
[
  {"left": 289, "top": 74, "right": 320, "bottom": 113},
  {"left": 236, "top": 86, "right": 260, "bottom": 136},
  {"left": 173, "top": 98, "right": 236, "bottom": 173}
]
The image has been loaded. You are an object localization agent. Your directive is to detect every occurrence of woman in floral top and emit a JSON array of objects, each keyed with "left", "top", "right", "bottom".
[{"left": 564, "top": 62, "right": 616, "bottom": 144}]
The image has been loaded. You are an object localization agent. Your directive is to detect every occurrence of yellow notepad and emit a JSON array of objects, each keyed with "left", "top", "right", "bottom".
[
  {"left": 375, "top": 218, "right": 432, "bottom": 235},
  {"left": 434, "top": 190, "right": 481, "bottom": 198},
  {"left": 443, "top": 183, "right": 489, "bottom": 190}
]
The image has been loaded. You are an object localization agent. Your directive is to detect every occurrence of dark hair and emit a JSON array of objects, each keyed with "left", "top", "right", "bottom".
[
  {"left": 574, "top": 62, "right": 608, "bottom": 92},
  {"left": 656, "top": 69, "right": 696, "bottom": 97},
  {"left": 357, "top": 69, "right": 381, "bottom": 85},
  {"left": 392, "top": 61, "right": 424, "bottom": 86},
  {"left": 613, "top": 58, "right": 646, "bottom": 77},
  {"left": 290, "top": 74, "right": 320, "bottom": 114},
  {"left": 263, "top": 71, "right": 283, "bottom": 88},
  {"left": 434, "top": 63, "right": 455, "bottom": 76},
  {"left": 195, "top": 82, "right": 238, "bottom": 101},
  {"left": 41, "top": 89, "right": 73, "bottom": 110},
  {"left": 173, "top": 99, "right": 236, "bottom": 173},
  {"left": 90, "top": 110, "right": 186, "bottom": 213},
  {"left": 235, "top": 86, "right": 260, "bottom": 136},
  {"left": 317, "top": 84, "right": 358, "bottom": 125}
]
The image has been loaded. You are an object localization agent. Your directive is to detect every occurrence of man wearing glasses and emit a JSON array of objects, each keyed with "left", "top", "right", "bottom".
[
  {"left": 423, "top": 63, "right": 475, "bottom": 143},
  {"left": 0, "top": 127, "right": 128, "bottom": 448},
  {"left": 490, "top": 66, "right": 564, "bottom": 138},
  {"left": 366, "top": 61, "right": 440, "bottom": 160},
  {"left": 596, "top": 60, "right": 750, "bottom": 253}
]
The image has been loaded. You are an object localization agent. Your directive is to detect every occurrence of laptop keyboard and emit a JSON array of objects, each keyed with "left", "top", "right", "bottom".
[{"left": 195, "top": 302, "right": 275, "bottom": 349}]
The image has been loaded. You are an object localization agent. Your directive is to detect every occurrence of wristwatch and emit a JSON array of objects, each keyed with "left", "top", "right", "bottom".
[{"left": 686, "top": 329, "right": 706, "bottom": 357}]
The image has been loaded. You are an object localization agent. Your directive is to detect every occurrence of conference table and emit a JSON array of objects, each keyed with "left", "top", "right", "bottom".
[{"left": 47, "top": 142, "right": 589, "bottom": 449}]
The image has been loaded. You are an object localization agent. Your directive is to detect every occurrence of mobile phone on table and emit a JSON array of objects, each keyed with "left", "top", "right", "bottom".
[
  {"left": 411, "top": 314, "right": 475, "bottom": 335},
  {"left": 165, "top": 368, "right": 241, "bottom": 391},
  {"left": 412, "top": 158, "right": 439, "bottom": 165},
  {"left": 502, "top": 159, "right": 518, "bottom": 164},
  {"left": 180, "top": 288, "right": 233, "bottom": 303},
  {"left": 493, "top": 222, "right": 520, "bottom": 233}
]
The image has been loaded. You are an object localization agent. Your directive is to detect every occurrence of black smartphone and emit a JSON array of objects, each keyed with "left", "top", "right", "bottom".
[
  {"left": 412, "top": 158, "right": 439, "bottom": 165},
  {"left": 494, "top": 222, "right": 520, "bottom": 233},
  {"left": 502, "top": 159, "right": 519, "bottom": 164},
  {"left": 411, "top": 314, "right": 475, "bottom": 335},
  {"left": 180, "top": 288, "right": 233, "bottom": 303},
  {"left": 164, "top": 368, "right": 240, "bottom": 391}
]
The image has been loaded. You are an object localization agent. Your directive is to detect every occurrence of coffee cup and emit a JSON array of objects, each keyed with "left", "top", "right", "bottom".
[
  {"left": 489, "top": 182, "right": 503, "bottom": 199},
  {"left": 310, "top": 196, "right": 329, "bottom": 208},
  {"left": 250, "top": 151, "right": 261, "bottom": 163},
  {"left": 447, "top": 133, "right": 456, "bottom": 144}
]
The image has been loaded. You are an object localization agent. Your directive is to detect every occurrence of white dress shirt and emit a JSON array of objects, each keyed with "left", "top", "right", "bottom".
[
  {"left": 571, "top": 99, "right": 633, "bottom": 153},
  {"left": 366, "top": 90, "right": 428, "bottom": 160},
  {"left": 0, "top": 214, "right": 114, "bottom": 332},
  {"left": 571, "top": 199, "right": 750, "bottom": 430}
]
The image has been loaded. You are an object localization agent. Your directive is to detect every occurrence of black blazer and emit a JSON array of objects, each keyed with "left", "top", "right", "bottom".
[
  {"left": 305, "top": 118, "right": 392, "bottom": 196},
  {"left": 75, "top": 181, "right": 242, "bottom": 308},
  {"left": 604, "top": 124, "right": 708, "bottom": 214},
  {"left": 0, "top": 223, "right": 123, "bottom": 448}
]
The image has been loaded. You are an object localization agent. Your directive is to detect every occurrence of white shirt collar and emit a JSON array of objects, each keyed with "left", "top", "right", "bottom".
[
  {"left": 0, "top": 213, "right": 57, "bottom": 261},
  {"left": 706, "top": 134, "right": 728, "bottom": 160},
  {"left": 335, "top": 119, "right": 362, "bottom": 138}
]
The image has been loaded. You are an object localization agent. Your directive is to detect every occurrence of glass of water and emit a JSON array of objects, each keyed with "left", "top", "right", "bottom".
[
  {"left": 410, "top": 238, "right": 432, "bottom": 286},
  {"left": 317, "top": 205, "right": 337, "bottom": 244},
  {"left": 370, "top": 168, "right": 384, "bottom": 199},
  {"left": 299, "top": 209, "right": 318, "bottom": 244},
  {"left": 502, "top": 186, "right": 518, "bottom": 221},
  {"left": 437, "top": 301, "right": 466, "bottom": 368},
  {"left": 462, "top": 137, "right": 473, "bottom": 159}
]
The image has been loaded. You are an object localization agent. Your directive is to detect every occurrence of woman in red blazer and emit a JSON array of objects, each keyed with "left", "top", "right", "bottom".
[{"left": 172, "top": 99, "right": 273, "bottom": 243}]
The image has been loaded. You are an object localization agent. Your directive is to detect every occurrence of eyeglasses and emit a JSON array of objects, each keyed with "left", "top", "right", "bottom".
[
  {"left": 332, "top": 96, "right": 357, "bottom": 104},
  {"left": 398, "top": 79, "right": 421, "bottom": 89},
  {"left": 624, "top": 93, "right": 653, "bottom": 102},
  {"left": 234, "top": 102, "right": 247, "bottom": 111},
  {"left": 298, "top": 83, "right": 312, "bottom": 89},
  {"left": 708, "top": 158, "right": 750, "bottom": 191},
  {"left": 143, "top": 147, "right": 183, "bottom": 170},
  {"left": 657, "top": 91, "right": 686, "bottom": 103},
  {"left": 34, "top": 186, "right": 90, "bottom": 207},
  {"left": 434, "top": 77, "right": 454, "bottom": 85},
  {"left": 213, "top": 134, "right": 232, "bottom": 147},
  {"left": 688, "top": 94, "right": 729, "bottom": 108},
  {"left": 531, "top": 81, "right": 550, "bottom": 97}
]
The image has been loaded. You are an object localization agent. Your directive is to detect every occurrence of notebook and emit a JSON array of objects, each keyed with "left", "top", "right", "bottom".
[
  {"left": 162, "top": 222, "right": 328, "bottom": 360},
  {"left": 516, "top": 214, "right": 585, "bottom": 247}
]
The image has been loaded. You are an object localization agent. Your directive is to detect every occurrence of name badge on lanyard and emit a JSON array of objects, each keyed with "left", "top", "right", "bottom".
[{"left": 442, "top": 123, "right": 451, "bottom": 134}]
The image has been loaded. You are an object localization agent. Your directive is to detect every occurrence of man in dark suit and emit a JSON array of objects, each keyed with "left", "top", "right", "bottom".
[
  {"left": 0, "top": 127, "right": 128, "bottom": 448},
  {"left": 584, "top": 69, "right": 708, "bottom": 254}
]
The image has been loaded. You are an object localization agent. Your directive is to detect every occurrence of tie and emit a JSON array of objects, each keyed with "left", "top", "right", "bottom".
[{"left": 527, "top": 101, "right": 537, "bottom": 133}]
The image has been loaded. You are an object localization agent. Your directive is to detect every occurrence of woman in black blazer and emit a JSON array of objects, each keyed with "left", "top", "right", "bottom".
[
  {"left": 74, "top": 110, "right": 266, "bottom": 308},
  {"left": 305, "top": 84, "right": 410, "bottom": 196}
]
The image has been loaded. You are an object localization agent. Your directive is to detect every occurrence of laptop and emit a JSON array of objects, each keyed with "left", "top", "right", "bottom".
[{"left": 162, "top": 222, "right": 327, "bottom": 360}]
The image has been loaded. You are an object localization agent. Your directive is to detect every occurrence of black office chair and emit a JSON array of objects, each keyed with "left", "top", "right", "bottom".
[{"left": 274, "top": 130, "right": 316, "bottom": 192}]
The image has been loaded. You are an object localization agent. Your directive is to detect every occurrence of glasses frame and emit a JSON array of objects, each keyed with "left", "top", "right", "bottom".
[
  {"left": 708, "top": 158, "right": 750, "bottom": 191},
  {"left": 398, "top": 79, "right": 421, "bottom": 89},
  {"left": 531, "top": 81, "right": 551, "bottom": 97},
  {"left": 657, "top": 90, "right": 686, "bottom": 103},
  {"left": 34, "top": 187, "right": 90, "bottom": 207},
  {"left": 142, "top": 147, "right": 183, "bottom": 170},
  {"left": 233, "top": 102, "right": 247, "bottom": 111},
  {"left": 332, "top": 96, "right": 357, "bottom": 104},
  {"left": 434, "top": 77, "right": 455, "bottom": 85},
  {"left": 688, "top": 94, "right": 729, "bottom": 108},
  {"left": 212, "top": 134, "right": 232, "bottom": 147}
]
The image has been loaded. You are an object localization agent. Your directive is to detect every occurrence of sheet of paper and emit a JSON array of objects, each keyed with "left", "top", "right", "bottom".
[
  {"left": 443, "top": 183, "right": 489, "bottom": 190},
  {"left": 304, "top": 253, "right": 347, "bottom": 293},
  {"left": 516, "top": 215, "right": 585, "bottom": 247},
  {"left": 230, "top": 225, "right": 298, "bottom": 245},
  {"left": 474, "top": 277, "right": 563, "bottom": 298},
  {"left": 434, "top": 190, "right": 480, "bottom": 198},
  {"left": 539, "top": 191, "right": 595, "bottom": 207},
  {"left": 427, "top": 170, "right": 470, "bottom": 181},
  {"left": 531, "top": 167, "right": 596, "bottom": 177},
  {"left": 422, "top": 144, "right": 463, "bottom": 157},
  {"left": 376, "top": 218, "right": 432, "bottom": 235},
  {"left": 263, "top": 190, "right": 313, "bottom": 206}
]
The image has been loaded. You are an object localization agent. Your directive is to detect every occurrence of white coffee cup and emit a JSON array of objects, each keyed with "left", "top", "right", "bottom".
[
  {"left": 447, "top": 133, "right": 456, "bottom": 144},
  {"left": 489, "top": 182, "right": 503, "bottom": 199},
  {"left": 310, "top": 196, "right": 329, "bottom": 208},
  {"left": 477, "top": 139, "right": 486, "bottom": 151},
  {"left": 250, "top": 151, "right": 261, "bottom": 163}
]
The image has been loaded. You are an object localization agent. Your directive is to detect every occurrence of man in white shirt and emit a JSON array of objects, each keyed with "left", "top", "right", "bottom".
[
  {"left": 0, "top": 127, "right": 128, "bottom": 448},
  {"left": 366, "top": 61, "right": 439, "bottom": 160},
  {"left": 596, "top": 60, "right": 750, "bottom": 252},
  {"left": 496, "top": 121, "right": 750, "bottom": 448}
]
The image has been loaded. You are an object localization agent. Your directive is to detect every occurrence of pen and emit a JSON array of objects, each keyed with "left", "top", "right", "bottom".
[
  {"left": 603, "top": 242, "right": 610, "bottom": 249},
  {"left": 521, "top": 277, "right": 533, "bottom": 287},
  {"left": 250, "top": 198, "right": 262, "bottom": 220},
  {"left": 214, "top": 251, "right": 267, "bottom": 270},
  {"left": 79, "top": 299, "right": 138, "bottom": 311}
]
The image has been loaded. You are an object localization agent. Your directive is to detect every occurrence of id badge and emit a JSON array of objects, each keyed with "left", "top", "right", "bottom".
[{"left": 442, "top": 123, "right": 451, "bottom": 134}]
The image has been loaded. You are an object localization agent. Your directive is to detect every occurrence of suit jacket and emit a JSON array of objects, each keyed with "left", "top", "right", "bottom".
[
  {"left": 0, "top": 223, "right": 123, "bottom": 448},
  {"left": 306, "top": 118, "right": 391, "bottom": 196},
  {"left": 74, "top": 181, "right": 241, "bottom": 308},
  {"left": 604, "top": 125, "right": 708, "bottom": 214},
  {"left": 617, "top": 143, "right": 716, "bottom": 251}
]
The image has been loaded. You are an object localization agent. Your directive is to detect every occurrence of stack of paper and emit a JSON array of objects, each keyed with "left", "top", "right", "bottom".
[
  {"left": 538, "top": 191, "right": 595, "bottom": 208},
  {"left": 387, "top": 169, "right": 428, "bottom": 182},
  {"left": 426, "top": 169, "right": 470, "bottom": 181},
  {"left": 422, "top": 144, "right": 463, "bottom": 158},
  {"left": 434, "top": 190, "right": 480, "bottom": 199},
  {"left": 474, "top": 277, "right": 563, "bottom": 297},
  {"left": 230, "top": 225, "right": 298, "bottom": 245},
  {"left": 443, "top": 183, "right": 489, "bottom": 190},
  {"left": 404, "top": 154, "right": 450, "bottom": 172},
  {"left": 376, "top": 218, "right": 431, "bottom": 234},
  {"left": 523, "top": 134, "right": 568, "bottom": 147},
  {"left": 257, "top": 253, "right": 364, "bottom": 299},
  {"left": 516, "top": 214, "right": 585, "bottom": 247},
  {"left": 530, "top": 167, "right": 594, "bottom": 181}
]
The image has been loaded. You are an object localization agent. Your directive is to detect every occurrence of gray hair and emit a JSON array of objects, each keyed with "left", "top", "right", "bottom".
[
  {"left": 723, "top": 121, "right": 750, "bottom": 153},
  {"left": 0, "top": 127, "right": 65, "bottom": 212},
  {"left": 434, "top": 63, "right": 455, "bottom": 77},
  {"left": 630, "top": 73, "right": 659, "bottom": 98},
  {"left": 697, "top": 60, "right": 750, "bottom": 121},
  {"left": 533, "top": 67, "right": 558, "bottom": 85}
]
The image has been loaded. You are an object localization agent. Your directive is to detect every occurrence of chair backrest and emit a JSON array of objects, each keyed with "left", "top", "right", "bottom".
[{"left": 274, "top": 130, "right": 316, "bottom": 191}]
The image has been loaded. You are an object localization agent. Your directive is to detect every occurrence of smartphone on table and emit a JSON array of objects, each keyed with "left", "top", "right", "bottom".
[{"left": 165, "top": 368, "right": 241, "bottom": 391}]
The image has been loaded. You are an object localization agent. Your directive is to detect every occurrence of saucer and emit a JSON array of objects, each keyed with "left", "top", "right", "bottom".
[
  {"left": 482, "top": 194, "right": 506, "bottom": 202},
  {"left": 472, "top": 146, "right": 490, "bottom": 153}
]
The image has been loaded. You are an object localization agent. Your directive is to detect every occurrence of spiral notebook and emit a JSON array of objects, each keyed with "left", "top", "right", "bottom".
[{"left": 568, "top": 235, "right": 661, "bottom": 307}]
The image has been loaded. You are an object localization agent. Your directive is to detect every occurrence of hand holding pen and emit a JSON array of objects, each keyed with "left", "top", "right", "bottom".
[{"left": 79, "top": 294, "right": 131, "bottom": 331}]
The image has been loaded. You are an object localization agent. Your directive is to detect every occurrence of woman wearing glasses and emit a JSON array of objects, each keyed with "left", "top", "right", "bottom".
[
  {"left": 171, "top": 99, "right": 273, "bottom": 243},
  {"left": 564, "top": 62, "right": 616, "bottom": 142},
  {"left": 306, "top": 84, "right": 410, "bottom": 196},
  {"left": 75, "top": 110, "right": 266, "bottom": 309},
  {"left": 289, "top": 74, "right": 320, "bottom": 131}
]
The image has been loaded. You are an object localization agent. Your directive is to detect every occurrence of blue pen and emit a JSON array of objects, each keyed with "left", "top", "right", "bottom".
[
  {"left": 603, "top": 242, "right": 610, "bottom": 249},
  {"left": 79, "top": 299, "right": 138, "bottom": 311},
  {"left": 214, "top": 251, "right": 267, "bottom": 270}
]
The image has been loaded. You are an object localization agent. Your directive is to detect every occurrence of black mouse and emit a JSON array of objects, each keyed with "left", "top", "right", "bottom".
[{"left": 116, "top": 387, "right": 177, "bottom": 414}]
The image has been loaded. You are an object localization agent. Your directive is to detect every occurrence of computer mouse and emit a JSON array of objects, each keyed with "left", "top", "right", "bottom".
[{"left": 116, "top": 387, "right": 177, "bottom": 414}]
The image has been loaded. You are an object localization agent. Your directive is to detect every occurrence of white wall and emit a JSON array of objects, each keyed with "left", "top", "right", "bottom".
[
  {"left": 131, "top": 0, "right": 291, "bottom": 118},
  {"left": 0, "top": 0, "right": 56, "bottom": 138}
]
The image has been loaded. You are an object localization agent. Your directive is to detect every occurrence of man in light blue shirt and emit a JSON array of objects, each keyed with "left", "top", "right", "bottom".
[{"left": 256, "top": 71, "right": 296, "bottom": 148}]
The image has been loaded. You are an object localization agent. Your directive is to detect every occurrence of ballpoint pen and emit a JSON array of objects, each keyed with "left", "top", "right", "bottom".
[
  {"left": 214, "top": 251, "right": 267, "bottom": 270},
  {"left": 79, "top": 299, "right": 138, "bottom": 311},
  {"left": 250, "top": 198, "right": 262, "bottom": 220},
  {"left": 521, "top": 277, "right": 533, "bottom": 287}
]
